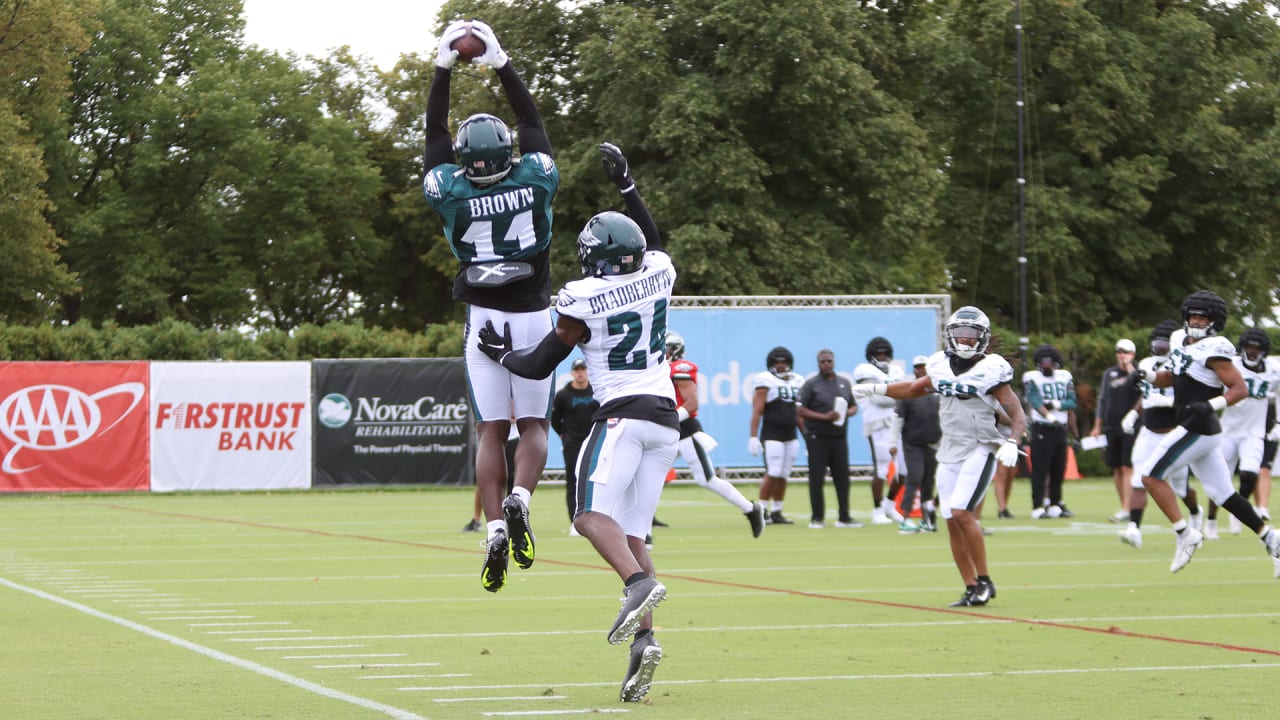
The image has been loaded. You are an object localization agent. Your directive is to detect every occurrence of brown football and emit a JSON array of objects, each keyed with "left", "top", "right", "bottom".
[{"left": 450, "top": 25, "right": 487, "bottom": 63}]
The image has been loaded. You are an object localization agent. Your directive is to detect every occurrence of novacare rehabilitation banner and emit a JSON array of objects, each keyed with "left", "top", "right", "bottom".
[
  {"left": 0, "top": 362, "right": 149, "bottom": 492},
  {"left": 312, "top": 359, "right": 472, "bottom": 486},
  {"left": 149, "top": 362, "right": 312, "bottom": 491}
]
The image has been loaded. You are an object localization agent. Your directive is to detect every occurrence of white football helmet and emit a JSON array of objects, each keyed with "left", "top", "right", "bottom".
[{"left": 945, "top": 306, "right": 991, "bottom": 360}]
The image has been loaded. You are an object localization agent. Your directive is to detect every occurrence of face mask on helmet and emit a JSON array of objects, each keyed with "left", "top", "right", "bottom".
[
  {"left": 945, "top": 307, "right": 991, "bottom": 360},
  {"left": 1238, "top": 329, "right": 1271, "bottom": 367},
  {"left": 664, "top": 331, "right": 685, "bottom": 361},
  {"left": 865, "top": 337, "right": 893, "bottom": 372},
  {"left": 1149, "top": 320, "right": 1179, "bottom": 356},
  {"left": 767, "top": 347, "right": 793, "bottom": 375},
  {"left": 1181, "top": 290, "right": 1227, "bottom": 340}
]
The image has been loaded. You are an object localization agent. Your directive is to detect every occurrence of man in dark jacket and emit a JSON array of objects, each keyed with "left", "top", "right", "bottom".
[
  {"left": 1090, "top": 338, "right": 1142, "bottom": 522},
  {"left": 551, "top": 358, "right": 598, "bottom": 522},
  {"left": 894, "top": 356, "right": 942, "bottom": 532}
]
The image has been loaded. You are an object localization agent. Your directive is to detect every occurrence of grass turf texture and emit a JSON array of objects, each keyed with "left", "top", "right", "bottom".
[{"left": 2, "top": 478, "right": 1277, "bottom": 719}]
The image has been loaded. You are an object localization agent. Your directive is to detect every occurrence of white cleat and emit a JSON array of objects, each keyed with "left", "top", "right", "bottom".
[
  {"left": 1119, "top": 526, "right": 1142, "bottom": 550},
  {"left": 1171, "top": 527, "right": 1204, "bottom": 573},
  {"left": 1203, "top": 519, "right": 1220, "bottom": 541},
  {"left": 1229, "top": 515, "right": 1242, "bottom": 536}
]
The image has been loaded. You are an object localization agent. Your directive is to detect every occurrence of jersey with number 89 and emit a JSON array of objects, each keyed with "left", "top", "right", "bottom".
[
  {"left": 555, "top": 251, "right": 676, "bottom": 408},
  {"left": 423, "top": 152, "right": 559, "bottom": 311}
]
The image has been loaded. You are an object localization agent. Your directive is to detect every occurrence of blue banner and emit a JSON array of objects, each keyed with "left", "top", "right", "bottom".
[{"left": 545, "top": 304, "right": 941, "bottom": 470}]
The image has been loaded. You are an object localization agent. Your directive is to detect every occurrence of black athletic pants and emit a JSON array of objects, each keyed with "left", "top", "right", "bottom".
[
  {"left": 1030, "top": 423, "right": 1067, "bottom": 508},
  {"left": 805, "top": 433, "right": 851, "bottom": 522}
]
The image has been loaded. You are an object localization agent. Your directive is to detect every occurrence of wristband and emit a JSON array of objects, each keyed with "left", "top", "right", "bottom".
[
  {"left": 1208, "top": 395, "right": 1228, "bottom": 412},
  {"left": 676, "top": 406, "right": 690, "bottom": 422},
  {"left": 618, "top": 183, "right": 635, "bottom": 194}
]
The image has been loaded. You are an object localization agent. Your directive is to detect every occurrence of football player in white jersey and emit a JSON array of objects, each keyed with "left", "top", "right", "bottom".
[
  {"left": 853, "top": 337, "right": 907, "bottom": 524},
  {"left": 1204, "top": 329, "right": 1280, "bottom": 538},
  {"left": 853, "top": 306, "right": 1026, "bottom": 607},
  {"left": 1118, "top": 320, "right": 1202, "bottom": 549},
  {"left": 1021, "top": 344, "right": 1079, "bottom": 518},
  {"left": 477, "top": 143, "right": 672, "bottom": 702},
  {"left": 749, "top": 346, "right": 804, "bottom": 524},
  {"left": 1134, "top": 290, "right": 1280, "bottom": 576}
]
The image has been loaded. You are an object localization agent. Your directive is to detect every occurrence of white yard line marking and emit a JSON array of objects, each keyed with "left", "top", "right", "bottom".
[
  {"left": 256, "top": 644, "right": 366, "bottom": 651},
  {"left": 141, "top": 610, "right": 236, "bottom": 615},
  {"left": 399, "top": 662, "right": 1280, "bottom": 694},
  {"left": 206, "top": 629, "right": 312, "bottom": 635},
  {"left": 360, "top": 674, "right": 471, "bottom": 680},
  {"left": 316, "top": 662, "right": 440, "bottom": 669},
  {"left": 481, "top": 710, "right": 628, "bottom": 717},
  {"left": 284, "top": 653, "right": 408, "bottom": 660},
  {"left": 0, "top": 576, "right": 428, "bottom": 720},
  {"left": 188, "top": 621, "right": 291, "bottom": 627},
  {"left": 433, "top": 696, "right": 565, "bottom": 703},
  {"left": 160, "top": 615, "right": 256, "bottom": 621}
]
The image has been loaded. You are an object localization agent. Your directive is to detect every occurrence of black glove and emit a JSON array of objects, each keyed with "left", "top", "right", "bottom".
[
  {"left": 598, "top": 142, "right": 633, "bottom": 190},
  {"left": 1042, "top": 400, "right": 1056, "bottom": 411},
  {"left": 476, "top": 320, "right": 513, "bottom": 364}
]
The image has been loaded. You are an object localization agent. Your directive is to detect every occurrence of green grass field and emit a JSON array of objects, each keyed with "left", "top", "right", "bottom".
[{"left": 2, "top": 478, "right": 1277, "bottom": 719}]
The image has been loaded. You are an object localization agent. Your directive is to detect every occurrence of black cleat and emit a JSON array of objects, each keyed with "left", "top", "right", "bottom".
[
  {"left": 651, "top": 517, "right": 669, "bottom": 528},
  {"left": 747, "top": 502, "right": 766, "bottom": 538},
  {"left": 997, "top": 508, "right": 1015, "bottom": 519},
  {"left": 480, "top": 529, "right": 509, "bottom": 593},
  {"left": 979, "top": 577, "right": 997, "bottom": 601},
  {"left": 502, "top": 495, "right": 536, "bottom": 570},
  {"left": 948, "top": 584, "right": 989, "bottom": 607},
  {"left": 461, "top": 518, "right": 482, "bottom": 532},
  {"left": 770, "top": 511, "right": 794, "bottom": 525}
]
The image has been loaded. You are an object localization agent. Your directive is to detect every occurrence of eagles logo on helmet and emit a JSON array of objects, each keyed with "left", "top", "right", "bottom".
[
  {"left": 1238, "top": 328, "right": 1271, "bottom": 368},
  {"left": 865, "top": 336, "right": 893, "bottom": 371},
  {"left": 577, "top": 211, "right": 645, "bottom": 278},
  {"left": 1180, "top": 289, "right": 1228, "bottom": 340},
  {"left": 664, "top": 330, "right": 685, "bottom": 361},
  {"left": 766, "top": 346, "right": 793, "bottom": 375},
  {"left": 945, "top": 306, "right": 991, "bottom": 360}
]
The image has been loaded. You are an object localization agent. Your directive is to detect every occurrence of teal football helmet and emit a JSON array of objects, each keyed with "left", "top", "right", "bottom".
[{"left": 453, "top": 114, "right": 512, "bottom": 184}]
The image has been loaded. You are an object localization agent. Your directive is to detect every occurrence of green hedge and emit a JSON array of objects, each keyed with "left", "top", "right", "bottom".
[{"left": 0, "top": 320, "right": 465, "bottom": 361}]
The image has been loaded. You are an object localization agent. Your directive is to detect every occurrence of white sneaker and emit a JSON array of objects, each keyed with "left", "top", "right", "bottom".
[
  {"left": 1109, "top": 509, "right": 1130, "bottom": 523},
  {"left": 1030, "top": 507, "right": 1046, "bottom": 520},
  {"left": 1262, "top": 528, "right": 1280, "bottom": 579},
  {"left": 808, "top": 520, "right": 825, "bottom": 529},
  {"left": 1119, "top": 525, "right": 1142, "bottom": 549},
  {"left": 1258, "top": 506, "right": 1272, "bottom": 522},
  {"left": 1046, "top": 505, "right": 1063, "bottom": 519},
  {"left": 870, "top": 508, "right": 893, "bottom": 525},
  {"left": 1204, "top": 519, "right": 1220, "bottom": 541},
  {"left": 1229, "top": 515, "right": 1242, "bottom": 535},
  {"left": 1171, "top": 527, "right": 1204, "bottom": 573},
  {"left": 882, "top": 498, "right": 905, "bottom": 523}
]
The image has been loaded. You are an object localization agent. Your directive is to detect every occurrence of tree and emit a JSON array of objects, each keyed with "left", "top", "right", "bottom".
[{"left": 0, "top": 0, "right": 88, "bottom": 322}]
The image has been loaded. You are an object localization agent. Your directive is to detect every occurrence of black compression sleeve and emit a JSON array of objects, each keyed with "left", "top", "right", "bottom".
[
  {"left": 423, "top": 67, "right": 454, "bottom": 172},
  {"left": 501, "top": 330, "right": 574, "bottom": 380},
  {"left": 495, "top": 63, "right": 552, "bottom": 157},
  {"left": 622, "top": 189, "right": 662, "bottom": 252}
]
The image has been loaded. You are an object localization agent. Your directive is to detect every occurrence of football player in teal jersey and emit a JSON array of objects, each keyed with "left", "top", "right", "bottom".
[{"left": 425, "top": 20, "right": 560, "bottom": 593}]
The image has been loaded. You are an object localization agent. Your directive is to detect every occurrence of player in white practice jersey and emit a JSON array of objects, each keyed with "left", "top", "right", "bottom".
[
  {"left": 1133, "top": 290, "right": 1280, "bottom": 576},
  {"left": 854, "top": 306, "right": 1027, "bottom": 607}
]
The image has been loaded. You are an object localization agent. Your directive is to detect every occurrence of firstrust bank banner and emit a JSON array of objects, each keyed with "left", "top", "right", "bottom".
[{"left": 150, "top": 362, "right": 312, "bottom": 491}]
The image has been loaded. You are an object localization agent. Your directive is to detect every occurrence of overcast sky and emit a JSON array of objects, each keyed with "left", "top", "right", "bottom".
[{"left": 241, "top": 0, "right": 448, "bottom": 70}]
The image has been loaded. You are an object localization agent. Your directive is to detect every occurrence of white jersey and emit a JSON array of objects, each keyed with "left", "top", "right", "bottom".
[
  {"left": 924, "top": 351, "right": 1014, "bottom": 464},
  {"left": 1137, "top": 353, "right": 1178, "bottom": 432},
  {"left": 1021, "top": 368, "right": 1074, "bottom": 425},
  {"left": 1221, "top": 356, "right": 1279, "bottom": 439},
  {"left": 1167, "top": 334, "right": 1235, "bottom": 435},
  {"left": 853, "top": 361, "right": 905, "bottom": 434},
  {"left": 555, "top": 251, "right": 676, "bottom": 408}
]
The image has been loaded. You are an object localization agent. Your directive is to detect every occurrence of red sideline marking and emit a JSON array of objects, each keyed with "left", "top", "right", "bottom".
[{"left": 94, "top": 502, "right": 1280, "bottom": 658}]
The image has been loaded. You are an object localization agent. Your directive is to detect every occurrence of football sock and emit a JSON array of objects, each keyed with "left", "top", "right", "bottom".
[
  {"left": 1222, "top": 493, "right": 1264, "bottom": 533},
  {"left": 511, "top": 486, "right": 532, "bottom": 507},
  {"left": 625, "top": 572, "right": 648, "bottom": 587}
]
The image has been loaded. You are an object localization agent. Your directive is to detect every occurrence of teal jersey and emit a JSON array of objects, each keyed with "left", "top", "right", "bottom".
[{"left": 424, "top": 152, "right": 559, "bottom": 311}]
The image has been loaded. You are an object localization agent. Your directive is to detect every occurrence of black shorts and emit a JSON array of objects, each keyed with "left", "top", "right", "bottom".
[{"left": 1104, "top": 429, "right": 1134, "bottom": 469}]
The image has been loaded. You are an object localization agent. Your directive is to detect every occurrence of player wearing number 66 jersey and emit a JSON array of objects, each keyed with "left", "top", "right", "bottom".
[
  {"left": 475, "top": 143, "right": 675, "bottom": 703},
  {"left": 424, "top": 20, "right": 559, "bottom": 594}
]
